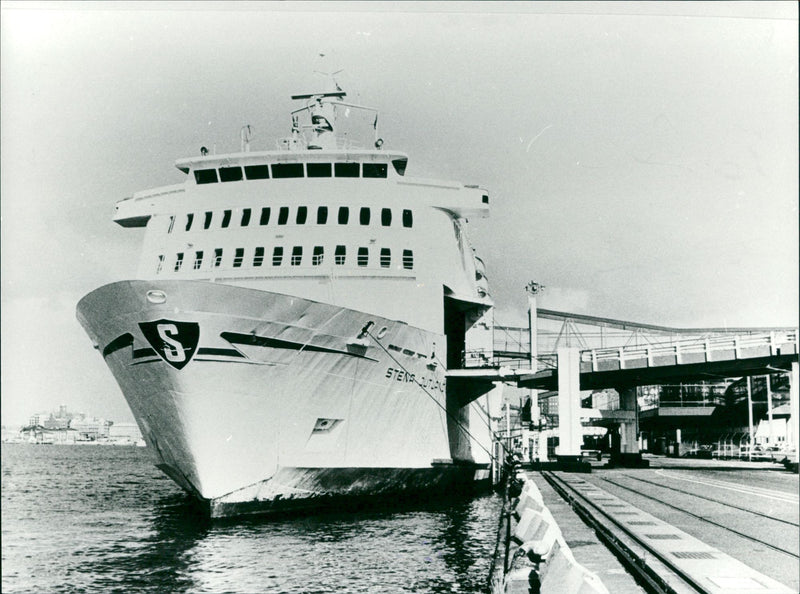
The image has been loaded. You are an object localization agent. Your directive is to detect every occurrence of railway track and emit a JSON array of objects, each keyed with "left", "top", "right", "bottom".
[
  {"left": 602, "top": 475, "right": 799, "bottom": 560},
  {"left": 541, "top": 470, "right": 796, "bottom": 594},
  {"left": 622, "top": 474, "right": 799, "bottom": 528}
]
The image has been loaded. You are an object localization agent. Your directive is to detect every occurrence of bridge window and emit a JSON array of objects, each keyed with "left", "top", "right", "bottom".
[
  {"left": 219, "top": 166, "right": 243, "bottom": 182},
  {"left": 156, "top": 254, "right": 164, "bottom": 274},
  {"left": 185, "top": 213, "right": 194, "bottom": 231},
  {"left": 402, "top": 249, "right": 413, "bottom": 270},
  {"left": 335, "top": 162, "right": 359, "bottom": 178},
  {"left": 291, "top": 246, "right": 303, "bottom": 266},
  {"left": 272, "top": 246, "right": 283, "bottom": 266},
  {"left": 338, "top": 206, "right": 349, "bottom": 225},
  {"left": 381, "top": 208, "right": 392, "bottom": 226},
  {"left": 245, "top": 164, "right": 270, "bottom": 180},
  {"left": 357, "top": 247, "right": 369, "bottom": 267},
  {"left": 233, "top": 248, "right": 244, "bottom": 268},
  {"left": 363, "top": 163, "right": 388, "bottom": 178},
  {"left": 204, "top": 211, "right": 213, "bottom": 230},
  {"left": 213, "top": 248, "right": 223, "bottom": 268},
  {"left": 260, "top": 207, "right": 271, "bottom": 225},
  {"left": 307, "top": 163, "right": 332, "bottom": 177},
  {"left": 359, "top": 207, "right": 371, "bottom": 225},
  {"left": 167, "top": 215, "right": 175, "bottom": 234},
  {"left": 380, "top": 248, "right": 391, "bottom": 268},
  {"left": 194, "top": 250, "right": 204, "bottom": 270},
  {"left": 272, "top": 163, "right": 304, "bottom": 178},
  {"left": 312, "top": 246, "right": 324, "bottom": 266},
  {"left": 241, "top": 208, "right": 251, "bottom": 227},
  {"left": 221, "top": 210, "right": 232, "bottom": 228},
  {"left": 296, "top": 206, "right": 308, "bottom": 225},
  {"left": 334, "top": 245, "right": 346, "bottom": 265},
  {"left": 317, "top": 206, "right": 328, "bottom": 224},
  {"left": 194, "top": 169, "right": 218, "bottom": 184},
  {"left": 402, "top": 209, "right": 413, "bottom": 228},
  {"left": 392, "top": 159, "right": 407, "bottom": 176},
  {"left": 174, "top": 252, "right": 184, "bottom": 272},
  {"left": 253, "top": 247, "right": 264, "bottom": 267},
  {"left": 278, "top": 207, "right": 289, "bottom": 225}
]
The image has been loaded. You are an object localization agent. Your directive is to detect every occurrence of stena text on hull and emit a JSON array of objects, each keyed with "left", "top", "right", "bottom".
[{"left": 77, "top": 79, "right": 498, "bottom": 518}]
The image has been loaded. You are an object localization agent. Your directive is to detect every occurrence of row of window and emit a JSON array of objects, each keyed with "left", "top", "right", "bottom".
[
  {"left": 194, "top": 161, "right": 399, "bottom": 185},
  {"left": 166, "top": 206, "right": 413, "bottom": 233},
  {"left": 156, "top": 246, "right": 414, "bottom": 273}
]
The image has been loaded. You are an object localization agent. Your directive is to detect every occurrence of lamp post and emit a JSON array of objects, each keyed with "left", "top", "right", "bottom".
[
  {"left": 746, "top": 376, "right": 754, "bottom": 461},
  {"left": 526, "top": 281, "right": 544, "bottom": 461}
]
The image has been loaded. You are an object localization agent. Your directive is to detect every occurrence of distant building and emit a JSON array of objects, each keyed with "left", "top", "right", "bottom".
[
  {"left": 754, "top": 404, "right": 791, "bottom": 447},
  {"left": 69, "top": 415, "right": 111, "bottom": 441},
  {"left": 108, "top": 422, "right": 143, "bottom": 444},
  {"left": 28, "top": 412, "right": 49, "bottom": 427}
]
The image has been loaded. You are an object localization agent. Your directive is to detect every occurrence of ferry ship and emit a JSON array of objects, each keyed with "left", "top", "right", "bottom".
[{"left": 77, "top": 81, "right": 497, "bottom": 517}]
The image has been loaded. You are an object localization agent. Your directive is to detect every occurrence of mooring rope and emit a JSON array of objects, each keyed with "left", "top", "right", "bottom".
[{"left": 364, "top": 327, "right": 510, "bottom": 462}]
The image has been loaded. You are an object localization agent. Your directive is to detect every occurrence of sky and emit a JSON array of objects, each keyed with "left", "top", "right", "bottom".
[{"left": 2, "top": 1, "right": 798, "bottom": 426}]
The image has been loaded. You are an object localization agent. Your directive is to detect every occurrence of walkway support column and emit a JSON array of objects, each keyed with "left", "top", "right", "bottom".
[
  {"left": 611, "top": 387, "right": 648, "bottom": 468},
  {"left": 791, "top": 362, "right": 799, "bottom": 467},
  {"left": 767, "top": 374, "right": 774, "bottom": 446},
  {"left": 557, "top": 347, "right": 582, "bottom": 457},
  {"left": 618, "top": 388, "right": 640, "bottom": 455},
  {"left": 746, "top": 376, "right": 754, "bottom": 461}
]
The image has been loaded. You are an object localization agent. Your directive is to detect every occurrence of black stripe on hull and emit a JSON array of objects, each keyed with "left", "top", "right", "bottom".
[
  {"left": 221, "top": 331, "right": 377, "bottom": 361},
  {"left": 102, "top": 333, "right": 133, "bottom": 357},
  {"left": 102, "top": 332, "right": 374, "bottom": 363}
]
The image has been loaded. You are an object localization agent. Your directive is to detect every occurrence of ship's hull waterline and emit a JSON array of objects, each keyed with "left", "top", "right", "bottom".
[{"left": 77, "top": 280, "right": 490, "bottom": 518}]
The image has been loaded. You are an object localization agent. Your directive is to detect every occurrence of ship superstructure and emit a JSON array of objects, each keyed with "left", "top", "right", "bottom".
[{"left": 78, "top": 83, "right": 497, "bottom": 517}]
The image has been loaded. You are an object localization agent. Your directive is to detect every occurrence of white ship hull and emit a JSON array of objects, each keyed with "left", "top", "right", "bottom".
[{"left": 77, "top": 280, "right": 491, "bottom": 517}]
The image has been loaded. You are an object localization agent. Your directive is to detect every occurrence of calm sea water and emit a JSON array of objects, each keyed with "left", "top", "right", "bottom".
[{"left": 1, "top": 444, "right": 501, "bottom": 593}]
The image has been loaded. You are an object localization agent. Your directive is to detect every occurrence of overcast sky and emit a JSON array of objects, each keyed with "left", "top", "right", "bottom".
[{"left": 2, "top": 2, "right": 797, "bottom": 425}]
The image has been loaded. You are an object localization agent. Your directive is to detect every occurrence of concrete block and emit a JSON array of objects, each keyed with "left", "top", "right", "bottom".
[
  {"left": 513, "top": 490, "right": 545, "bottom": 520},
  {"left": 501, "top": 567, "right": 535, "bottom": 594},
  {"left": 513, "top": 507, "right": 560, "bottom": 545},
  {"left": 539, "top": 542, "right": 610, "bottom": 594},
  {"left": 513, "top": 508, "right": 561, "bottom": 562}
]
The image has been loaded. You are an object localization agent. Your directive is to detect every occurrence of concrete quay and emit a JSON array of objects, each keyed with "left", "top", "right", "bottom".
[{"left": 491, "top": 454, "right": 798, "bottom": 593}]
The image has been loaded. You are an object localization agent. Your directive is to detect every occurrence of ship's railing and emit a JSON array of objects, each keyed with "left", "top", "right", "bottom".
[{"left": 462, "top": 349, "right": 557, "bottom": 371}]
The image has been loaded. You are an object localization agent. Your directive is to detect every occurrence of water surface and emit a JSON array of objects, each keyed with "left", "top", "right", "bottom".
[{"left": 2, "top": 444, "right": 500, "bottom": 593}]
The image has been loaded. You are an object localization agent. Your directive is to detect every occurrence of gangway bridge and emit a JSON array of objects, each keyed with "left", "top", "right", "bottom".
[
  {"left": 451, "top": 308, "right": 798, "bottom": 393},
  {"left": 447, "top": 308, "right": 798, "bottom": 465}
]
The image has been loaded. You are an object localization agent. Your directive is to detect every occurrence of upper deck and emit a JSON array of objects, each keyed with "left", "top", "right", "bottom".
[
  {"left": 107, "top": 83, "right": 493, "bottom": 334},
  {"left": 114, "top": 149, "right": 489, "bottom": 227}
]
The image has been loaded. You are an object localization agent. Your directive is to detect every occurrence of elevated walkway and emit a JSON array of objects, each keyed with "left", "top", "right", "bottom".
[{"left": 448, "top": 329, "right": 797, "bottom": 392}]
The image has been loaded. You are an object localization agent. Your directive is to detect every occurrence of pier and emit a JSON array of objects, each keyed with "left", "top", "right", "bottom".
[
  {"left": 490, "top": 455, "right": 798, "bottom": 593},
  {"left": 478, "top": 294, "right": 798, "bottom": 592}
]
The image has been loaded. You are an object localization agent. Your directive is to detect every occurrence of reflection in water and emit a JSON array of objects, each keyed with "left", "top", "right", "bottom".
[{"left": 2, "top": 445, "right": 501, "bottom": 594}]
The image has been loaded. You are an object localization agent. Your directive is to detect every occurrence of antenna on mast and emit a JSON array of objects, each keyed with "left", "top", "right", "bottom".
[{"left": 240, "top": 125, "right": 252, "bottom": 152}]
